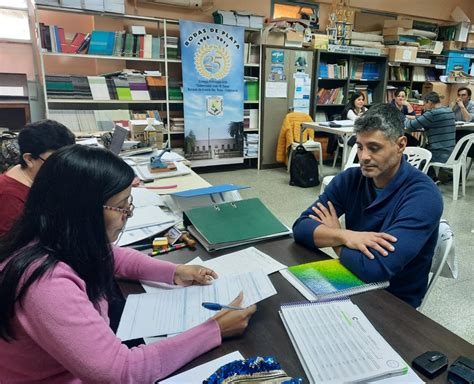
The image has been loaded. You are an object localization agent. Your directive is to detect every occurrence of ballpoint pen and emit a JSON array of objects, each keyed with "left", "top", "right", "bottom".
[{"left": 202, "top": 302, "right": 244, "bottom": 311}]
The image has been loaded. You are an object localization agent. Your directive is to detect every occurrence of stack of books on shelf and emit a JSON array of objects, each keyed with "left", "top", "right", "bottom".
[
  {"left": 349, "top": 84, "right": 373, "bottom": 104},
  {"left": 412, "top": 66, "right": 437, "bottom": 81},
  {"left": 46, "top": 72, "right": 170, "bottom": 102},
  {"left": 316, "top": 87, "right": 344, "bottom": 105},
  {"left": 351, "top": 61, "right": 380, "bottom": 80},
  {"left": 383, "top": 19, "right": 438, "bottom": 46},
  {"left": 170, "top": 117, "right": 184, "bottom": 133},
  {"left": 162, "top": 36, "right": 180, "bottom": 59},
  {"left": 244, "top": 134, "right": 259, "bottom": 158},
  {"left": 45, "top": 75, "right": 92, "bottom": 99},
  {"left": 319, "top": 60, "right": 348, "bottom": 79},
  {"left": 243, "top": 109, "right": 259, "bottom": 131},
  {"left": 389, "top": 66, "right": 410, "bottom": 81},
  {"left": 48, "top": 109, "right": 130, "bottom": 133},
  {"left": 39, "top": 24, "right": 161, "bottom": 59},
  {"left": 385, "top": 85, "right": 397, "bottom": 103},
  {"left": 168, "top": 79, "right": 183, "bottom": 100}
]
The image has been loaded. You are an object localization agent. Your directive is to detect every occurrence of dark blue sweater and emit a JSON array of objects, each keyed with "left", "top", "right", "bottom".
[{"left": 293, "top": 157, "right": 443, "bottom": 308}]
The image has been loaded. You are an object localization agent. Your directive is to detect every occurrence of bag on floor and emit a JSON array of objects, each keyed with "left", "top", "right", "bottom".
[{"left": 289, "top": 145, "right": 320, "bottom": 188}]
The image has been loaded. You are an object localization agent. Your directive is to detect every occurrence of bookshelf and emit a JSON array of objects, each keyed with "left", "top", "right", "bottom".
[
  {"left": 386, "top": 61, "right": 445, "bottom": 103},
  {"left": 313, "top": 51, "right": 387, "bottom": 119},
  {"left": 33, "top": 4, "right": 184, "bottom": 147},
  {"left": 34, "top": 5, "right": 262, "bottom": 167}
]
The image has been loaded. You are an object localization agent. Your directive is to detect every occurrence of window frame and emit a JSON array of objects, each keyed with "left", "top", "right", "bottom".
[{"left": 0, "top": 1, "right": 31, "bottom": 44}]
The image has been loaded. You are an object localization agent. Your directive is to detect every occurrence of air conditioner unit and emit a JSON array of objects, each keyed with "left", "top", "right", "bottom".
[{"left": 138, "top": 0, "right": 203, "bottom": 8}]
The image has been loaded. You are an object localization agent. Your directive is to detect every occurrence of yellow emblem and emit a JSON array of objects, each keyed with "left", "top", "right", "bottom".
[{"left": 194, "top": 44, "right": 231, "bottom": 79}]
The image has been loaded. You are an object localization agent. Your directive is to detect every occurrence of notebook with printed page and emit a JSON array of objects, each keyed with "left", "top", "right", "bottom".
[{"left": 281, "top": 259, "right": 389, "bottom": 301}]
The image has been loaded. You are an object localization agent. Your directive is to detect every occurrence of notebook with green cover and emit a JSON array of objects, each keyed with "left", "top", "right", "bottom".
[
  {"left": 281, "top": 259, "right": 389, "bottom": 301},
  {"left": 183, "top": 197, "right": 291, "bottom": 251}
]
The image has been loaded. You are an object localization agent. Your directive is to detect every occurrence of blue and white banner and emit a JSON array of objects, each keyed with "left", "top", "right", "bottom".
[{"left": 180, "top": 20, "right": 244, "bottom": 164}]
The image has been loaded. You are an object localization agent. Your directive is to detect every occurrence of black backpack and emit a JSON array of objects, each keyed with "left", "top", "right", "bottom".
[{"left": 289, "top": 145, "right": 320, "bottom": 188}]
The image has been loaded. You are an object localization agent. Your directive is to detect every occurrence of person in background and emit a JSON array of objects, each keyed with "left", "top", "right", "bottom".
[
  {"left": 391, "top": 88, "right": 416, "bottom": 121},
  {"left": 341, "top": 92, "right": 367, "bottom": 121},
  {"left": 0, "top": 145, "right": 256, "bottom": 383},
  {"left": 0, "top": 120, "right": 75, "bottom": 236},
  {"left": 293, "top": 103, "right": 442, "bottom": 308},
  {"left": 452, "top": 87, "right": 474, "bottom": 122},
  {"left": 405, "top": 91, "right": 456, "bottom": 165}
]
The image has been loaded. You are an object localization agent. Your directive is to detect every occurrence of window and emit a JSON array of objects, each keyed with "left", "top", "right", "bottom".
[
  {"left": 0, "top": 0, "right": 30, "bottom": 42},
  {"left": 271, "top": 1, "right": 319, "bottom": 29}
]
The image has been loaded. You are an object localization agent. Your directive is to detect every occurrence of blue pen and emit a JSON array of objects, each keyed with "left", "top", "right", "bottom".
[{"left": 202, "top": 302, "right": 244, "bottom": 311}]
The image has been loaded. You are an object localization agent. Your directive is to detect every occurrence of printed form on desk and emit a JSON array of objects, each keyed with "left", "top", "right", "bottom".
[
  {"left": 141, "top": 247, "right": 287, "bottom": 294},
  {"left": 117, "top": 270, "right": 276, "bottom": 341}
]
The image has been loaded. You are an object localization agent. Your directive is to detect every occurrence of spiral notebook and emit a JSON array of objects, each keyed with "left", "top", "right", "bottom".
[
  {"left": 281, "top": 259, "right": 389, "bottom": 301},
  {"left": 280, "top": 300, "right": 411, "bottom": 384}
]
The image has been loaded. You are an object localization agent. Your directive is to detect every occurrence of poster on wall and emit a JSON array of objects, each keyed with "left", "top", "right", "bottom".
[{"left": 180, "top": 20, "right": 245, "bottom": 166}]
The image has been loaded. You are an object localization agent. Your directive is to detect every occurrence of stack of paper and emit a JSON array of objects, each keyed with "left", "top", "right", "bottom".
[{"left": 117, "top": 270, "right": 276, "bottom": 340}]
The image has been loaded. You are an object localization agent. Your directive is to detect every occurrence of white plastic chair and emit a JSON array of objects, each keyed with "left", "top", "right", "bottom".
[
  {"left": 320, "top": 144, "right": 359, "bottom": 194},
  {"left": 332, "top": 138, "right": 345, "bottom": 168},
  {"left": 428, "top": 133, "right": 474, "bottom": 200},
  {"left": 418, "top": 219, "right": 456, "bottom": 311},
  {"left": 288, "top": 140, "right": 324, "bottom": 181},
  {"left": 404, "top": 146, "right": 432, "bottom": 174}
]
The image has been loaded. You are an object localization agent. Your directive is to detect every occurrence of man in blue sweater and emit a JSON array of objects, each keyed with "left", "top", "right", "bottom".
[{"left": 293, "top": 103, "right": 443, "bottom": 308}]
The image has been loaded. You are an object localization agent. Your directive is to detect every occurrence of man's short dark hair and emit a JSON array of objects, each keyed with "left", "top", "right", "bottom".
[
  {"left": 18, "top": 120, "right": 75, "bottom": 167},
  {"left": 354, "top": 103, "right": 404, "bottom": 141},
  {"left": 457, "top": 87, "right": 471, "bottom": 97},
  {"left": 423, "top": 91, "right": 440, "bottom": 104}
]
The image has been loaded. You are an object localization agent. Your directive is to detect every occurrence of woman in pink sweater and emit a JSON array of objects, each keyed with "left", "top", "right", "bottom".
[{"left": 0, "top": 145, "right": 256, "bottom": 383}]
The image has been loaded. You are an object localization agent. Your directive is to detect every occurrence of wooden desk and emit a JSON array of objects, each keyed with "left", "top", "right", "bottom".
[{"left": 119, "top": 237, "right": 474, "bottom": 383}]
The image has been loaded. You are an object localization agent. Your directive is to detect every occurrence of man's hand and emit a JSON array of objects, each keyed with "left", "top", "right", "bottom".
[
  {"left": 173, "top": 265, "right": 218, "bottom": 286},
  {"left": 456, "top": 98, "right": 465, "bottom": 108},
  {"left": 344, "top": 230, "right": 397, "bottom": 260},
  {"left": 309, "top": 201, "right": 341, "bottom": 229}
]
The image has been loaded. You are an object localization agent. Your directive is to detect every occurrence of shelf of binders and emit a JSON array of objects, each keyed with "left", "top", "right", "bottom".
[
  {"left": 47, "top": 99, "right": 167, "bottom": 104},
  {"left": 42, "top": 52, "right": 166, "bottom": 62}
]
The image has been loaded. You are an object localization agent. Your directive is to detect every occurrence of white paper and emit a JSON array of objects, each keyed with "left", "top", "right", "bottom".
[
  {"left": 202, "top": 247, "right": 287, "bottom": 277},
  {"left": 116, "top": 216, "right": 179, "bottom": 247},
  {"left": 117, "top": 270, "right": 277, "bottom": 340},
  {"left": 124, "top": 206, "right": 174, "bottom": 231},
  {"left": 265, "top": 81, "right": 287, "bottom": 98},
  {"left": 160, "top": 351, "right": 244, "bottom": 384},
  {"left": 131, "top": 187, "right": 165, "bottom": 208}
]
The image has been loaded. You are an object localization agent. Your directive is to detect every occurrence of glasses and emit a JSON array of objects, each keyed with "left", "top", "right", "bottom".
[{"left": 103, "top": 195, "right": 134, "bottom": 218}]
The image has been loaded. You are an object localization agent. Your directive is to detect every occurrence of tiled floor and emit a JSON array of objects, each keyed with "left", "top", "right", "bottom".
[{"left": 197, "top": 163, "right": 474, "bottom": 344}]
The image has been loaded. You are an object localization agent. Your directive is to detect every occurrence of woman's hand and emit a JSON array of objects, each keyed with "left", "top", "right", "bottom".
[
  {"left": 213, "top": 292, "right": 257, "bottom": 338},
  {"left": 173, "top": 264, "right": 218, "bottom": 286}
]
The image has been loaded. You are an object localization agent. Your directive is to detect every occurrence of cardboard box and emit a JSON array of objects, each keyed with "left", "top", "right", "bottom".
[
  {"left": 250, "top": 28, "right": 285, "bottom": 46},
  {"left": 383, "top": 27, "right": 415, "bottom": 36},
  {"left": 463, "top": 33, "right": 474, "bottom": 49},
  {"left": 310, "top": 33, "right": 328, "bottom": 49},
  {"left": 384, "top": 19, "right": 416, "bottom": 29},
  {"left": 388, "top": 46, "right": 417, "bottom": 62},
  {"left": 443, "top": 40, "right": 463, "bottom": 51},
  {"left": 285, "top": 30, "right": 304, "bottom": 47},
  {"left": 414, "top": 58, "right": 431, "bottom": 65},
  {"left": 421, "top": 82, "right": 450, "bottom": 103}
]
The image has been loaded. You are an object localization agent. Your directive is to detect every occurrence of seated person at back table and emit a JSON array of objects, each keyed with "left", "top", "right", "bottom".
[
  {"left": 293, "top": 103, "right": 443, "bottom": 308},
  {"left": 405, "top": 91, "right": 456, "bottom": 164},
  {"left": 452, "top": 86, "right": 474, "bottom": 122},
  {"left": 391, "top": 88, "right": 419, "bottom": 146},
  {"left": 0, "top": 119, "right": 75, "bottom": 236},
  {"left": 342, "top": 92, "right": 367, "bottom": 121},
  {"left": 0, "top": 145, "right": 256, "bottom": 383}
]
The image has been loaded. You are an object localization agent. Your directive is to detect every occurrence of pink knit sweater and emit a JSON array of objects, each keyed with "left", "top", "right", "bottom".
[{"left": 0, "top": 246, "right": 221, "bottom": 383}]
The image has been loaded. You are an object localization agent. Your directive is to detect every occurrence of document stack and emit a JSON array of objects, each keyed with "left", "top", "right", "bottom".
[{"left": 244, "top": 133, "right": 259, "bottom": 158}]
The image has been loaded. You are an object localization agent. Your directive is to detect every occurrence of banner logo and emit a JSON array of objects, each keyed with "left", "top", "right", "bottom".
[
  {"left": 206, "top": 96, "right": 224, "bottom": 116},
  {"left": 195, "top": 44, "right": 231, "bottom": 79}
]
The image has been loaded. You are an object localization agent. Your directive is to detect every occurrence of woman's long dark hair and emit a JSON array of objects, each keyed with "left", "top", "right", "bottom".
[
  {"left": 341, "top": 92, "right": 365, "bottom": 119},
  {"left": 0, "top": 145, "right": 135, "bottom": 341}
]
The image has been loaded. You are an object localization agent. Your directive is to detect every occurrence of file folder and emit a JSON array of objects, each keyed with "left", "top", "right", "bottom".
[{"left": 183, "top": 198, "right": 291, "bottom": 251}]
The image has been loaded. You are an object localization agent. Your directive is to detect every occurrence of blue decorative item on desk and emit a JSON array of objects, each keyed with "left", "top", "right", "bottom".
[
  {"left": 204, "top": 356, "right": 302, "bottom": 384},
  {"left": 149, "top": 148, "right": 176, "bottom": 173}
]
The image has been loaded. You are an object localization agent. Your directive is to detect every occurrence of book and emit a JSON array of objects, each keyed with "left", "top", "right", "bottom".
[
  {"left": 183, "top": 198, "right": 291, "bottom": 252},
  {"left": 281, "top": 259, "right": 389, "bottom": 301},
  {"left": 280, "top": 300, "right": 410, "bottom": 383}
]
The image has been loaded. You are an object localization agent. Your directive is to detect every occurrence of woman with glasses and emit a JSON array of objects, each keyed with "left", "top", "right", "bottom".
[
  {"left": 0, "top": 144, "right": 256, "bottom": 383},
  {"left": 0, "top": 120, "right": 75, "bottom": 236}
]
